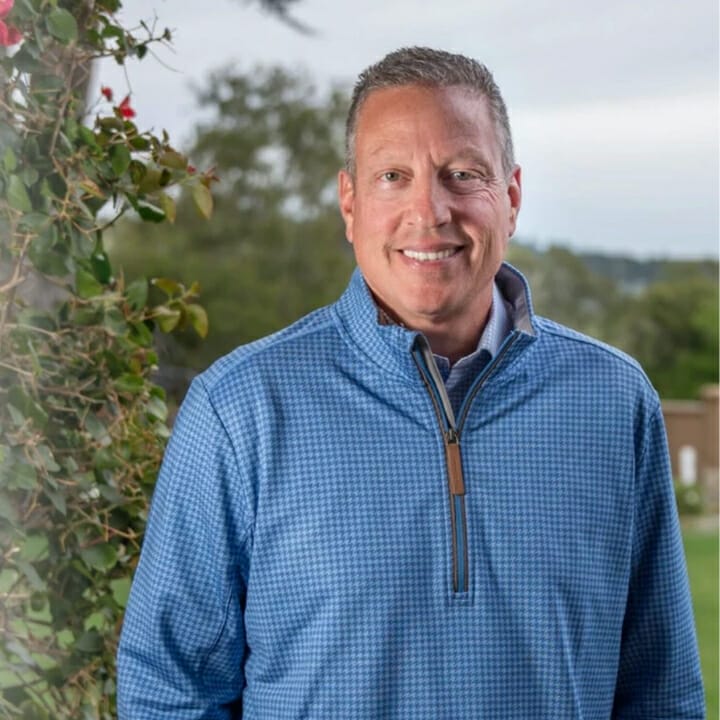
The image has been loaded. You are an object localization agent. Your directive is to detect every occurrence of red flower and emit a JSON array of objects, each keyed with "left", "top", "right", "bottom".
[
  {"left": 0, "top": 20, "right": 21, "bottom": 46},
  {"left": 0, "top": 0, "right": 21, "bottom": 47},
  {"left": 117, "top": 95, "right": 136, "bottom": 119},
  {"left": 186, "top": 165, "right": 196, "bottom": 175},
  {"left": 0, "top": 0, "right": 13, "bottom": 20},
  {"left": 101, "top": 85, "right": 113, "bottom": 102}
]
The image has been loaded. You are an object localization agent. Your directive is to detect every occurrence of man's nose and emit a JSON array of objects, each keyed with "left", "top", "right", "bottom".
[{"left": 407, "top": 176, "right": 451, "bottom": 229}]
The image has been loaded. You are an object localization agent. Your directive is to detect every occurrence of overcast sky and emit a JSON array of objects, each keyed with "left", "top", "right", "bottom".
[{"left": 98, "top": 0, "right": 719, "bottom": 259}]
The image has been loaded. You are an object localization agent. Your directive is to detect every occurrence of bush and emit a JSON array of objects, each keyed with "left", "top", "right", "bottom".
[
  {"left": 675, "top": 481, "right": 705, "bottom": 516},
  {"left": 0, "top": 1, "right": 209, "bottom": 716}
]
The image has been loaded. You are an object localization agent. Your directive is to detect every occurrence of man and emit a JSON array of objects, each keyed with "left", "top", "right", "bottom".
[{"left": 118, "top": 47, "right": 705, "bottom": 718}]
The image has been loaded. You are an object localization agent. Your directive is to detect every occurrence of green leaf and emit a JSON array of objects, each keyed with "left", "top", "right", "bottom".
[
  {"left": 98, "top": 116, "right": 123, "bottom": 132},
  {"left": 76, "top": 268, "right": 103, "bottom": 298},
  {"left": 136, "top": 166, "right": 161, "bottom": 193},
  {"left": 110, "top": 577, "right": 131, "bottom": 608},
  {"left": 78, "top": 125, "right": 98, "bottom": 148},
  {"left": 45, "top": 488, "right": 67, "bottom": 515},
  {"left": 129, "top": 320, "right": 153, "bottom": 347},
  {"left": 145, "top": 395, "right": 168, "bottom": 422},
  {"left": 84, "top": 413, "right": 109, "bottom": 443},
  {"left": 158, "top": 150, "right": 187, "bottom": 170},
  {"left": 7, "top": 403, "right": 25, "bottom": 427},
  {"left": 8, "top": 386, "right": 48, "bottom": 429},
  {"left": 15, "top": 559, "right": 46, "bottom": 591},
  {"left": 129, "top": 135, "right": 151, "bottom": 151},
  {"left": 153, "top": 305, "right": 181, "bottom": 333},
  {"left": 20, "top": 165, "right": 39, "bottom": 186},
  {"left": 126, "top": 278, "right": 148, "bottom": 310},
  {"left": 64, "top": 116, "right": 79, "bottom": 141},
  {"left": 91, "top": 250, "right": 112, "bottom": 284},
  {"left": 17, "top": 212, "right": 50, "bottom": 232},
  {"left": 186, "top": 303, "right": 209, "bottom": 338},
  {"left": 98, "top": 0, "right": 122, "bottom": 11},
  {"left": 151, "top": 277, "right": 181, "bottom": 297},
  {"left": 110, "top": 144, "right": 131, "bottom": 177},
  {"left": 101, "top": 22, "right": 124, "bottom": 40},
  {"left": 46, "top": 8, "right": 78, "bottom": 44},
  {"left": 0, "top": 491, "right": 18, "bottom": 522},
  {"left": 20, "top": 535, "right": 49, "bottom": 562},
  {"left": 192, "top": 182, "right": 213, "bottom": 220},
  {"left": 115, "top": 373, "right": 144, "bottom": 393},
  {"left": 3, "top": 146, "right": 17, "bottom": 172},
  {"left": 159, "top": 192, "right": 176, "bottom": 223},
  {"left": 7, "top": 462, "right": 38, "bottom": 491},
  {"left": 74, "top": 630, "right": 103, "bottom": 653},
  {"left": 103, "top": 306, "right": 128, "bottom": 336},
  {"left": 71, "top": 306, "right": 102, "bottom": 326},
  {"left": 136, "top": 200, "right": 165, "bottom": 223},
  {"left": 6, "top": 174, "right": 32, "bottom": 212},
  {"left": 35, "top": 444, "right": 60, "bottom": 473},
  {"left": 12, "top": 44, "right": 42, "bottom": 73},
  {"left": 80, "top": 543, "right": 117, "bottom": 571}
]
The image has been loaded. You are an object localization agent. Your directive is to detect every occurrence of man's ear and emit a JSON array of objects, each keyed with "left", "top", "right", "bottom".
[
  {"left": 507, "top": 165, "right": 522, "bottom": 237},
  {"left": 337, "top": 170, "right": 355, "bottom": 243}
]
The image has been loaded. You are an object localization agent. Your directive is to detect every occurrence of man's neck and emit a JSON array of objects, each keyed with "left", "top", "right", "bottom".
[
  {"left": 376, "top": 298, "right": 492, "bottom": 365},
  {"left": 419, "top": 316, "right": 490, "bottom": 365}
]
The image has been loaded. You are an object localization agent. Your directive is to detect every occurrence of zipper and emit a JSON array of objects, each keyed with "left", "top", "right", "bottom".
[
  {"left": 412, "top": 339, "right": 467, "bottom": 593},
  {"left": 412, "top": 332, "right": 520, "bottom": 595}
]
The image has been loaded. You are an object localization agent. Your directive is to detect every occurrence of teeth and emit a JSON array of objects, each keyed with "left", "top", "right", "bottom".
[{"left": 402, "top": 248, "right": 457, "bottom": 261}]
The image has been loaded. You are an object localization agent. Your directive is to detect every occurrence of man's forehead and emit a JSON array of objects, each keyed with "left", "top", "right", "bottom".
[{"left": 354, "top": 86, "right": 497, "bottom": 160}]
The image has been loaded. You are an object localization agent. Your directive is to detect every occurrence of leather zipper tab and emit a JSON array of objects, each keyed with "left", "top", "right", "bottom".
[{"left": 444, "top": 430, "right": 465, "bottom": 496}]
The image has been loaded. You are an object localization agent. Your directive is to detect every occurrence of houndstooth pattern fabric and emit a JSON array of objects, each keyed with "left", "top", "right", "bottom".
[{"left": 117, "top": 263, "right": 704, "bottom": 719}]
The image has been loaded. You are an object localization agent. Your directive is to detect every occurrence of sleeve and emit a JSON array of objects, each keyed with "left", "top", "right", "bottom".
[
  {"left": 612, "top": 403, "right": 705, "bottom": 719},
  {"left": 117, "top": 376, "right": 253, "bottom": 719}
]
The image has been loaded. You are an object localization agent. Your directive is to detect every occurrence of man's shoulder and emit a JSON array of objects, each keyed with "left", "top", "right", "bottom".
[
  {"left": 198, "top": 304, "right": 339, "bottom": 394},
  {"left": 533, "top": 315, "right": 654, "bottom": 392}
]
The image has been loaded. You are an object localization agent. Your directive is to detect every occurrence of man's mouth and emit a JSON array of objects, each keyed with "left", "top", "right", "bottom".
[{"left": 401, "top": 248, "right": 460, "bottom": 262}]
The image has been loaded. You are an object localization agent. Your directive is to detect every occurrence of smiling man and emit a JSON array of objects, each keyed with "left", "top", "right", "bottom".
[
  {"left": 338, "top": 82, "right": 520, "bottom": 362},
  {"left": 118, "top": 48, "right": 705, "bottom": 719}
]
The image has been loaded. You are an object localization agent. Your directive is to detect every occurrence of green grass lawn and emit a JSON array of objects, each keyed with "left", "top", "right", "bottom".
[{"left": 683, "top": 524, "right": 719, "bottom": 720}]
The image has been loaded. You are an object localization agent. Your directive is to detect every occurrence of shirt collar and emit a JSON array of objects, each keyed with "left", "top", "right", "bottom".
[
  {"left": 376, "top": 281, "right": 513, "bottom": 366},
  {"left": 433, "top": 281, "right": 512, "bottom": 371}
]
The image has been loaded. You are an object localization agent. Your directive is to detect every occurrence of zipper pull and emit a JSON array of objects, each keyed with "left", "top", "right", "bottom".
[{"left": 444, "top": 429, "right": 465, "bottom": 496}]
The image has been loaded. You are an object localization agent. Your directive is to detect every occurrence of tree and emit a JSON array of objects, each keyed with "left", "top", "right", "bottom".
[
  {"left": 110, "top": 65, "right": 354, "bottom": 375},
  {"left": 618, "top": 275, "right": 719, "bottom": 398}
]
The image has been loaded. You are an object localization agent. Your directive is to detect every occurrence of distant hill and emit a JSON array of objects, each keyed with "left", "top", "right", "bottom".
[{"left": 513, "top": 240, "right": 718, "bottom": 294}]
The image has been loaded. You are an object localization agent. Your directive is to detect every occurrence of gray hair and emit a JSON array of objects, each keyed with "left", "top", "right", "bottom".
[{"left": 345, "top": 46, "right": 515, "bottom": 178}]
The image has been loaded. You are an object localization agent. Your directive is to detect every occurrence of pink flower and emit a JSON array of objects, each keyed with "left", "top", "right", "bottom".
[
  {"left": 117, "top": 95, "right": 136, "bottom": 119},
  {"left": 0, "top": 0, "right": 13, "bottom": 20},
  {"left": 186, "top": 165, "right": 196, "bottom": 175},
  {"left": 0, "top": 19, "right": 21, "bottom": 46},
  {"left": 0, "top": 0, "right": 21, "bottom": 47},
  {"left": 101, "top": 86, "right": 113, "bottom": 101}
]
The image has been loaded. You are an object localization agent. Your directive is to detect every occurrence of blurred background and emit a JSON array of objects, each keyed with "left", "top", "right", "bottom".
[{"left": 1, "top": 2, "right": 716, "bottom": 714}]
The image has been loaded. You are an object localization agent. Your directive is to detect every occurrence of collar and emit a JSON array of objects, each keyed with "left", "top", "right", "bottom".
[{"left": 333, "top": 262, "right": 538, "bottom": 382}]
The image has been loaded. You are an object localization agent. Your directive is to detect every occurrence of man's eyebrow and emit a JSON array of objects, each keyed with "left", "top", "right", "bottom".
[{"left": 448, "top": 148, "right": 494, "bottom": 167}]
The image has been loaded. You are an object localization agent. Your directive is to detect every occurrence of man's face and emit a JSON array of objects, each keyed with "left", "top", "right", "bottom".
[{"left": 338, "top": 85, "right": 521, "bottom": 335}]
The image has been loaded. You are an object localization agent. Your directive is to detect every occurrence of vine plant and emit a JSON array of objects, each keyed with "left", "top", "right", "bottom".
[{"left": 0, "top": 1, "right": 213, "bottom": 716}]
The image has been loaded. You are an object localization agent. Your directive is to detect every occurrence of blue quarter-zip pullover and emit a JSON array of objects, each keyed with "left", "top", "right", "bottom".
[{"left": 118, "top": 264, "right": 704, "bottom": 719}]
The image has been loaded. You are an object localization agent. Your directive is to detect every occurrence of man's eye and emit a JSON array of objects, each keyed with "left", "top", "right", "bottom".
[
  {"left": 381, "top": 171, "right": 401, "bottom": 182},
  {"left": 449, "top": 170, "right": 476, "bottom": 181}
]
